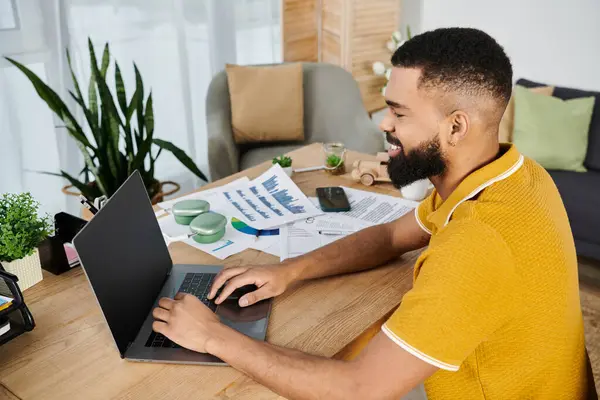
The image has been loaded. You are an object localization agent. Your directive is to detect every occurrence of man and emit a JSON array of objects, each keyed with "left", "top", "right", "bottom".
[{"left": 152, "top": 28, "right": 590, "bottom": 399}]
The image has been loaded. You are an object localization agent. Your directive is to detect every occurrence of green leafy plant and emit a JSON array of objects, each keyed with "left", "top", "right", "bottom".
[
  {"left": 272, "top": 155, "right": 292, "bottom": 168},
  {"left": 326, "top": 154, "right": 343, "bottom": 168},
  {"left": 0, "top": 193, "right": 53, "bottom": 263},
  {"left": 5, "top": 39, "right": 207, "bottom": 202}
]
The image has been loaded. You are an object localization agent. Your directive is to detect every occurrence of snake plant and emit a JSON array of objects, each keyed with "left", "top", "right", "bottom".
[{"left": 5, "top": 39, "right": 207, "bottom": 201}]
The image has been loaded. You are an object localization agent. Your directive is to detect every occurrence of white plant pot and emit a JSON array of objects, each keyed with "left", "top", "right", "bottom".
[
  {"left": 283, "top": 166, "right": 293, "bottom": 177},
  {"left": 2, "top": 249, "right": 43, "bottom": 291}
]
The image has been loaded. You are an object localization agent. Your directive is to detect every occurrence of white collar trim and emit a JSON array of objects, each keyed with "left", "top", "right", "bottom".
[{"left": 443, "top": 154, "right": 525, "bottom": 227}]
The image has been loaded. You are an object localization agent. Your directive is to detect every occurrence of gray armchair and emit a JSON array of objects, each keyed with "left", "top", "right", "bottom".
[{"left": 206, "top": 62, "right": 385, "bottom": 181}]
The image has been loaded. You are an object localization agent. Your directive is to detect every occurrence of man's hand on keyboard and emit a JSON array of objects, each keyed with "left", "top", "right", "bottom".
[
  {"left": 208, "top": 264, "right": 297, "bottom": 307},
  {"left": 152, "top": 292, "right": 220, "bottom": 353}
]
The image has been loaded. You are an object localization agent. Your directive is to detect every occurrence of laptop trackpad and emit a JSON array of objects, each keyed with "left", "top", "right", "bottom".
[{"left": 216, "top": 299, "right": 270, "bottom": 340}]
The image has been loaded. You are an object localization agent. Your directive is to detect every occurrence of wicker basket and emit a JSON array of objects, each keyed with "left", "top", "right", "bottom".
[{"left": 2, "top": 249, "right": 43, "bottom": 291}]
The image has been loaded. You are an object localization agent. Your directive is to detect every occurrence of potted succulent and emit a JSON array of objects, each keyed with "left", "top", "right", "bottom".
[
  {"left": 5, "top": 39, "right": 207, "bottom": 204},
  {"left": 0, "top": 193, "right": 53, "bottom": 291},
  {"left": 272, "top": 155, "right": 293, "bottom": 177}
]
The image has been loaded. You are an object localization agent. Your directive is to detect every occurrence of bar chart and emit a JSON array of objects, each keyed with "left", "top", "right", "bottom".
[{"left": 262, "top": 175, "right": 307, "bottom": 214}]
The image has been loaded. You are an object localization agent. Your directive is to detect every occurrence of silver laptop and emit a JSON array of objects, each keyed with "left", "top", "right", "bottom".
[{"left": 73, "top": 171, "right": 271, "bottom": 364}]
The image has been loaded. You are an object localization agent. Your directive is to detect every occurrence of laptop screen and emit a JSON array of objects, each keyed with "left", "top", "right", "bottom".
[{"left": 73, "top": 171, "right": 172, "bottom": 356}]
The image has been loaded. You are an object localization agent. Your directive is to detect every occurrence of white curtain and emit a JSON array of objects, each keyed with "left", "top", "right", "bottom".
[{"left": 0, "top": 0, "right": 281, "bottom": 217}]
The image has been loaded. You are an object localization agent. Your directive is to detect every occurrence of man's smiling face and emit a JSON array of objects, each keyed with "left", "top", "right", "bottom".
[{"left": 380, "top": 67, "right": 449, "bottom": 188}]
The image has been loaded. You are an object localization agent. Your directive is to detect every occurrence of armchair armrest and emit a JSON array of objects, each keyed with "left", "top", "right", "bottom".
[{"left": 206, "top": 71, "right": 240, "bottom": 181}]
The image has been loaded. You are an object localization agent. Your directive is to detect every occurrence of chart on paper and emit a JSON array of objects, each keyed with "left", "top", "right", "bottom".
[{"left": 220, "top": 164, "right": 323, "bottom": 229}]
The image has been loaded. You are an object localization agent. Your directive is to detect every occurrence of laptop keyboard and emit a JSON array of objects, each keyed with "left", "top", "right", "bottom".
[{"left": 145, "top": 272, "right": 217, "bottom": 348}]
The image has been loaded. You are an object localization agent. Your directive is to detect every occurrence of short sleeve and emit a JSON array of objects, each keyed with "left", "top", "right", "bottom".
[
  {"left": 415, "top": 191, "right": 437, "bottom": 235},
  {"left": 382, "top": 220, "right": 520, "bottom": 371}
]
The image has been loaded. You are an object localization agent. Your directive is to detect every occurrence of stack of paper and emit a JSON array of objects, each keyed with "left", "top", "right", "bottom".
[
  {"left": 280, "top": 190, "right": 418, "bottom": 260},
  {"left": 156, "top": 164, "right": 419, "bottom": 261},
  {"left": 157, "top": 165, "right": 323, "bottom": 260}
]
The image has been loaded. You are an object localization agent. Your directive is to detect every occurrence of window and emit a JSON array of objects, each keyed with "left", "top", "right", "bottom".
[{"left": 0, "top": 0, "right": 19, "bottom": 30}]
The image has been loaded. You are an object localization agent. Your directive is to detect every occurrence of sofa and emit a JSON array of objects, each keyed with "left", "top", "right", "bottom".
[{"left": 517, "top": 78, "right": 600, "bottom": 261}]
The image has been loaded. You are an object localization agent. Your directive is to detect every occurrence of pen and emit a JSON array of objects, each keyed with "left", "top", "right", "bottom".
[
  {"left": 294, "top": 166, "right": 325, "bottom": 173},
  {"left": 79, "top": 195, "right": 99, "bottom": 215},
  {"left": 318, "top": 230, "right": 355, "bottom": 236}
]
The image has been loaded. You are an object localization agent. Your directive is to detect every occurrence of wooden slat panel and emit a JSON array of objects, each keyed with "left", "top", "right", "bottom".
[
  {"left": 353, "top": 0, "right": 399, "bottom": 11},
  {"left": 321, "top": 29, "right": 341, "bottom": 64},
  {"left": 321, "top": 8, "right": 341, "bottom": 36},
  {"left": 348, "top": 0, "right": 400, "bottom": 111},
  {"left": 283, "top": 0, "right": 318, "bottom": 62},
  {"left": 357, "top": 76, "right": 387, "bottom": 112},
  {"left": 285, "top": 36, "right": 318, "bottom": 62},
  {"left": 282, "top": 0, "right": 400, "bottom": 112}
]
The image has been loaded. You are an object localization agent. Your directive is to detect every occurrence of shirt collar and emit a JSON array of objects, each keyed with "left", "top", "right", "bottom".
[{"left": 427, "top": 144, "right": 524, "bottom": 230}]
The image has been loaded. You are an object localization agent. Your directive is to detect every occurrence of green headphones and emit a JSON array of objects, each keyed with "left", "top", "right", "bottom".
[{"left": 172, "top": 199, "right": 226, "bottom": 244}]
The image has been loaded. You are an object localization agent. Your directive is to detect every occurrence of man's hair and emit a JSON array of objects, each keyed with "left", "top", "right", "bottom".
[{"left": 392, "top": 27, "right": 512, "bottom": 106}]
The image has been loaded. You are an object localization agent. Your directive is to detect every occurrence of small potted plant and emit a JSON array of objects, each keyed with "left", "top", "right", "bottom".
[
  {"left": 0, "top": 193, "right": 53, "bottom": 291},
  {"left": 272, "top": 155, "right": 293, "bottom": 177}
]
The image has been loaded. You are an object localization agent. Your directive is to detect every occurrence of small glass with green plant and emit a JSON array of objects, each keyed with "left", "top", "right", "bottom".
[
  {"left": 272, "top": 155, "right": 293, "bottom": 177},
  {"left": 323, "top": 143, "right": 346, "bottom": 175},
  {"left": 0, "top": 193, "right": 53, "bottom": 290}
]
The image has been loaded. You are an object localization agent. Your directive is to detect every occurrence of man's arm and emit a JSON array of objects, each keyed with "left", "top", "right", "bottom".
[
  {"left": 290, "top": 209, "right": 430, "bottom": 282},
  {"left": 209, "top": 211, "right": 430, "bottom": 304},
  {"left": 208, "top": 327, "right": 436, "bottom": 400},
  {"left": 153, "top": 294, "right": 437, "bottom": 400}
]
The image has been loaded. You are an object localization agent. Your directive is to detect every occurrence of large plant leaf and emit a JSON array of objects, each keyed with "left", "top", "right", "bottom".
[
  {"left": 100, "top": 43, "right": 110, "bottom": 78},
  {"left": 68, "top": 91, "right": 100, "bottom": 144},
  {"left": 57, "top": 170, "right": 101, "bottom": 200},
  {"left": 115, "top": 62, "right": 135, "bottom": 161},
  {"left": 88, "top": 38, "right": 122, "bottom": 127},
  {"left": 126, "top": 87, "right": 139, "bottom": 122},
  {"left": 144, "top": 92, "right": 154, "bottom": 138},
  {"left": 149, "top": 147, "right": 162, "bottom": 178},
  {"left": 66, "top": 50, "right": 84, "bottom": 104},
  {"left": 5, "top": 57, "right": 94, "bottom": 150},
  {"left": 88, "top": 66, "right": 99, "bottom": 132},
  {"left": 130, "top": 135, "right": 153, "bottom": 172},
  {"left": 79, "top": 165, "right": 90, "bottom": 183},
  {"left": 105, "top": 134, "right": 120, "bottom": 190},
  {"left": 114, "top": 62, "right": 128, "bottom": 118},
  {"left": 89, "top": 39, "right": 126, "bottom": 181},
  {"left": 73, "top": 139, "right": 109, "bottom": 196},
  {"left": 152, "top": 139, "right": 208, "bottom": 182},
  {"left": 133, "top": 63, "right": 145, "bottom": 143}
]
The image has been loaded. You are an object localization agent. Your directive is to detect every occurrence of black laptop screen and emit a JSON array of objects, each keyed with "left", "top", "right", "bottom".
[{"left": 74, "top": 171, "right": 172, "bottom": 356}]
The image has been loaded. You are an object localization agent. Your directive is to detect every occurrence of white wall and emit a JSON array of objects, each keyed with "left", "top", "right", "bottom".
[{"left": 400, "top": 0, "right": 600, "bottom": 92}]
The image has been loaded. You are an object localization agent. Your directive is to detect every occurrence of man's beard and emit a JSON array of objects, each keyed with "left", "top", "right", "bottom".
[{"left": 386, "top": 132, "right": 448, "bottom": 189}]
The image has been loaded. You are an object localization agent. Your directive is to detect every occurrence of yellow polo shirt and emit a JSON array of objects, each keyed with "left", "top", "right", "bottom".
[{"left": 383, "top": 144, "right": 589, "bottom": 399}]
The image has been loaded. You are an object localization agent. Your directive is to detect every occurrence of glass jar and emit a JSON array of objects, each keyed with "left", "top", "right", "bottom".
[{"left": 323, "top": 142, "right": 346, "bottom": 175}]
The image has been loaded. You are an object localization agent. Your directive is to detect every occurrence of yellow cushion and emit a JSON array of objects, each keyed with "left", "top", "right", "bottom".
[
  {"left": 226, "top": 63, "right": 304, "bottom": 144},
  {"left": 498, "top": 85, "right": 554, "bottom": 142}
]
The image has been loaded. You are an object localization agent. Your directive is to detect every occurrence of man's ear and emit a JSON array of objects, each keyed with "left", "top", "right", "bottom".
[{"left": 447, "top": 111, "right": 469, "bottom": 146}]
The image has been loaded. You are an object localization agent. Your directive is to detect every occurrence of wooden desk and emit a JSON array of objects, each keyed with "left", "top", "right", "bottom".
[{"left": 0, "top": 143, "right": 420, "bottom": 400}]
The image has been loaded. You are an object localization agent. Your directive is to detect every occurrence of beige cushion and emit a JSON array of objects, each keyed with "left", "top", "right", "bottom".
[
  {"left": 499, "top": 85, "right": 554, "bottom": 143},
  {"left": 226, "top": 63, "right": 304, "bottom": 144}
]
